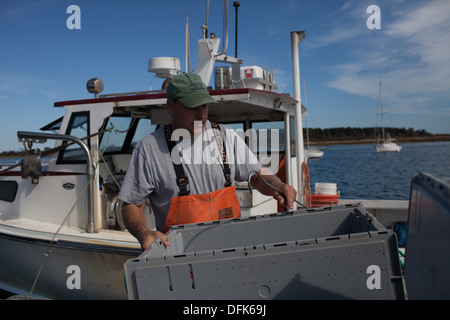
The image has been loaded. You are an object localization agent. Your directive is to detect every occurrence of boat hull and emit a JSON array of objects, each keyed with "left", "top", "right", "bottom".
[
  {"left": 0, "top": 231, "right": 140, "bottom": 299},
  {"left": 305, "top": 148, "right": 324, "bottom": 159},
  {"left": 375, "top": 142, "right": 402, "bottom": 153}
]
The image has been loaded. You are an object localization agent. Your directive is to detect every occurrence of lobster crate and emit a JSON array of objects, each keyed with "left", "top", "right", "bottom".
[
  {"left": 404, "top": 173, "right": 450, "bottom": 299},
  {"left": 124, "top": 204, "right": 405, "bottom": 300}
]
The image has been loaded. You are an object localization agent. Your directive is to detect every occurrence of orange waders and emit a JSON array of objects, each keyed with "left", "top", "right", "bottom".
[{"left": 162, "top": 123, "right": 241, "bottom": 233}]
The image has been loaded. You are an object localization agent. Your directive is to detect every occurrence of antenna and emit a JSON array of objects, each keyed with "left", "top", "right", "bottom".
[
  {"left": 202, "top": 0, "right": 209, "bottom": 39},
  {"left": 186, "top": 11, "right": 191, "bottom": 72},
  {"left": 222, "top": 0, "right": 229, "bottom": 54},
  {"left": 233, "top": 2, "right": 240, "bottom": 58}
]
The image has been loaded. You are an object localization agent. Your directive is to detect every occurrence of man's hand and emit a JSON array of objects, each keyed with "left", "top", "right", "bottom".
[
  {"left": 122, "top": 202, "right": 170, "bottom": 251},
  {"left": 271, "top": 182, "right": 297, "bottom": 210},
  {"left": 138, "top": 229, "right": 170, "bottom": 251},
  {"left": 250, "top": 168, "right": 298, "bottom": 210}
]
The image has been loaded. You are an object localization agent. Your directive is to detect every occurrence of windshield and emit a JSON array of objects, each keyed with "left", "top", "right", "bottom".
[
  {"left": 57, "top": 112, "right": 90, "bottom": 163},
  {"left": 40, "top": 117, "right": 63, "bottom": 133},
  {"left": 100, "top": 116, "right": 157, "bottom": 154}
]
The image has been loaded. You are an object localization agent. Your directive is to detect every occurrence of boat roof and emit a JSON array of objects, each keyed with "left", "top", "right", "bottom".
[
  {"left": 54, "top": 88, "right": 304, "bottom": 122},
  {"left": 54, "top": 88, "right": 297, "bottom": 107}
]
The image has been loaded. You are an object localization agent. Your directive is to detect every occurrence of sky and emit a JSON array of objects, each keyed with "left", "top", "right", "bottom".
[{"left": 1, "top": 0, "right": 449, "bottom": 152}]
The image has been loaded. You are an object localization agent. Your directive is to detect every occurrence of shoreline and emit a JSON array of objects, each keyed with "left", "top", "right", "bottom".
[{"left": 309, "top": 135, "right": 450, "bottom": 146}]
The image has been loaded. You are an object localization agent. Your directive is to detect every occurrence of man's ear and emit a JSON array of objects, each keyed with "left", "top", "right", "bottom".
[{"left": 166, "top": 99, "right": 175, "bottom": 116}]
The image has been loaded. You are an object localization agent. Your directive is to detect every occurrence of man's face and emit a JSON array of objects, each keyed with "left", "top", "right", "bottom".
[{"left": 168, "top": 99, "right": 209, "bottom": 137}]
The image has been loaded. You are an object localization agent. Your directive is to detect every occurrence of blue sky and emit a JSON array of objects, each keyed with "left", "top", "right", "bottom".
[{"left": 1, "top": 0, "right": 449, "bottom": 152}]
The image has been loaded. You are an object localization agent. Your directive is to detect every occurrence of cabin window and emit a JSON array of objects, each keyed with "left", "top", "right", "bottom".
[
  {"left": 57, "top": 112, "right": 90, "bottom": 164},
  {"left": 222, "top": 122, "right": 244, "bottom": 131},
  {"left": 131, "top": 118, "right": 157, "bottom": 149},
  {"left": 0, "top": 181, "right": 18, "bottom": 202},
  {"left": 99, "top": 116, "right": 156, "bottom": 154},
  {"left": 250, "top": 121, "right": 285, "bottom": 154},
  {"left": 248, "top": 121, "right": 286, "bottom": 173}
]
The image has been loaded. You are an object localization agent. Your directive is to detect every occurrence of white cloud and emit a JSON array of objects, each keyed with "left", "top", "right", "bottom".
[
  {"left": 0, "top": 74, "right": 61, "bottom": 101},
  {"left": 0, "top": 0, "right": 56, "bottom": 20},
  {"left": 321, "top": 0, "right": 450, "bottom": 116}
]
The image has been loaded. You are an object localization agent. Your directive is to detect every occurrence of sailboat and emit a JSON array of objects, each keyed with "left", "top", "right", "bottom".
[
  {"left": 303, "top": 82, "right": 324, "bottom": 159},
  {"left": 374, "top": 82, "right": 402, "bottom": 153}
]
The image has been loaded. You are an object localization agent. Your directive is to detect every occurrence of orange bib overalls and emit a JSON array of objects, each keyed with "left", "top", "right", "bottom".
[{"left": 162, "top": 123, "right": 241, "bottom": 233}]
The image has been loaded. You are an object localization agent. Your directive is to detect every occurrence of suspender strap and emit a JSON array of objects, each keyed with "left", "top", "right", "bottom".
[
  {"left": 165, "top": 125, "right": 190, "bottom": 196},
  {"left": 164, "top": 123, "right": 231, "bottom": 196},
  {"left": 211, "top": 122, "right": 232, "bottom": 187}
]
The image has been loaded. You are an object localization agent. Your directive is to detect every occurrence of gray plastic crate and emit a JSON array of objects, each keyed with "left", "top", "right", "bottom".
[
  {"left": 404, "top": 173, "right": 450, "bottom": 299},
  {"left": 124, "top": 203, "right": 405, "bottom": 300}
]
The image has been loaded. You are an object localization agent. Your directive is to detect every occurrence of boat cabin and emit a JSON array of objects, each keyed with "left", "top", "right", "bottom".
[{"left": 11, "top": 65, "right": 306, "bottom": 235}]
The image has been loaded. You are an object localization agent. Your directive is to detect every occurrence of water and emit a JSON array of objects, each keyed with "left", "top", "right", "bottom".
[{"left": 307, "top": 141, "right": 450, "bottom": 200}]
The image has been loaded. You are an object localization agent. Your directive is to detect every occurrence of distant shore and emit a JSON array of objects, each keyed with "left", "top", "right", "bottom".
[{"left": 309, "top": 135, "right": 450, "bottom": 146}]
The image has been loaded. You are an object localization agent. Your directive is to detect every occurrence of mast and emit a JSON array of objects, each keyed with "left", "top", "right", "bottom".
[
  {"left": 304, "top": 81, "right": 310, "bottom": 150},
  {"left": 291, "top": 31, "right": 305, "bottom": 202},
  {"left": 186, "top": 12, "right": 191, "bottom": 72},
  {"left": 379, "top": 81, "right": 385, "bottom": 141}
]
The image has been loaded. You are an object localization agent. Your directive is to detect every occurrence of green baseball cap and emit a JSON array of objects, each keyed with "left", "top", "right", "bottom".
[{"left": 167, "top": 73, "right": 217, "bottom": 108}]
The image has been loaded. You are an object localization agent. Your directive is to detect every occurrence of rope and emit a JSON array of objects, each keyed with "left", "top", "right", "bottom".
[
  {"left": 301, "top": 161, "right": 312, "bottom": 207},
  {"left": 0, "top": 162, "right": 20, "bottom": 174},
  {"left": 0, "top": 117, "right": 139, "bottom": 298},
  {"left": 25, "top": 123, "right": 133, "bottom": 299},
  {"left": 27, "top": 127, "right": 120, "bottom": 299},
  {"left": 28, "top": 172, "right": 94, "bottom": 299},
  {"left": 392, "top": 222, "right": 408, "bottom": 247}
]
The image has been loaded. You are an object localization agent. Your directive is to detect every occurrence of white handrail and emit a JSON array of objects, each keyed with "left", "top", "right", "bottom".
[{"left": 17, "top": 131, "right": 97, "bottom": 233}]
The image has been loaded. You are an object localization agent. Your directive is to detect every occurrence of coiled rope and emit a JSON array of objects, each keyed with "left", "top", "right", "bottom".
[{"left": 301, "top": 161, "right": 312, "bottom": 207}]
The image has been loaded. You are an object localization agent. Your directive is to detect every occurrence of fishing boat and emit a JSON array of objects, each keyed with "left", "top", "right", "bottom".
[
  {"left": 0, "top": 2, "right": 411, "bottom": 300},
  {"left": 374, "top": 82, "right": 402, "bottom": 153}
]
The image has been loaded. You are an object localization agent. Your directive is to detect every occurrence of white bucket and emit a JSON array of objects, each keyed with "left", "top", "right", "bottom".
[{"left": 315, "top": 182, "right": 338, "bottom": 195}]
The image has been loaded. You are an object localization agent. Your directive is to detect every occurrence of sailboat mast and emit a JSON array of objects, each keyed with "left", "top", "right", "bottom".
[
  {"left": 304, "top": 81, "right": 310, "bottom": 150},
  {"left": 380, "top": 81, "right": 385, "bottom": 141}
]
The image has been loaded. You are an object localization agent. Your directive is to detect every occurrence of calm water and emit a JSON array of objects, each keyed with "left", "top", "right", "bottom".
[{"left": 307, "top": 141, "right": 450, "bottom": 200}]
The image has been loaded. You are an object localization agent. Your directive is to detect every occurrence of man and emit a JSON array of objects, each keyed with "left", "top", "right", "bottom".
[{"left": 118, "top": 73, "right": 297, "bottom": 250}]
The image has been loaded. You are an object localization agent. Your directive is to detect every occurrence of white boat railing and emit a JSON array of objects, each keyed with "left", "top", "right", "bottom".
[{"left": 17, "top": 131, "right": 97, "bottom": 233}]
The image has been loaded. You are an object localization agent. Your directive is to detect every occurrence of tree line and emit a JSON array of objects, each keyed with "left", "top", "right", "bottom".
[
  {"left": 0, "top": 147, "right": 52, "bottom": 157},
  {"left": 305, "top": 127, "right": 433, "bottom": 142}
]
